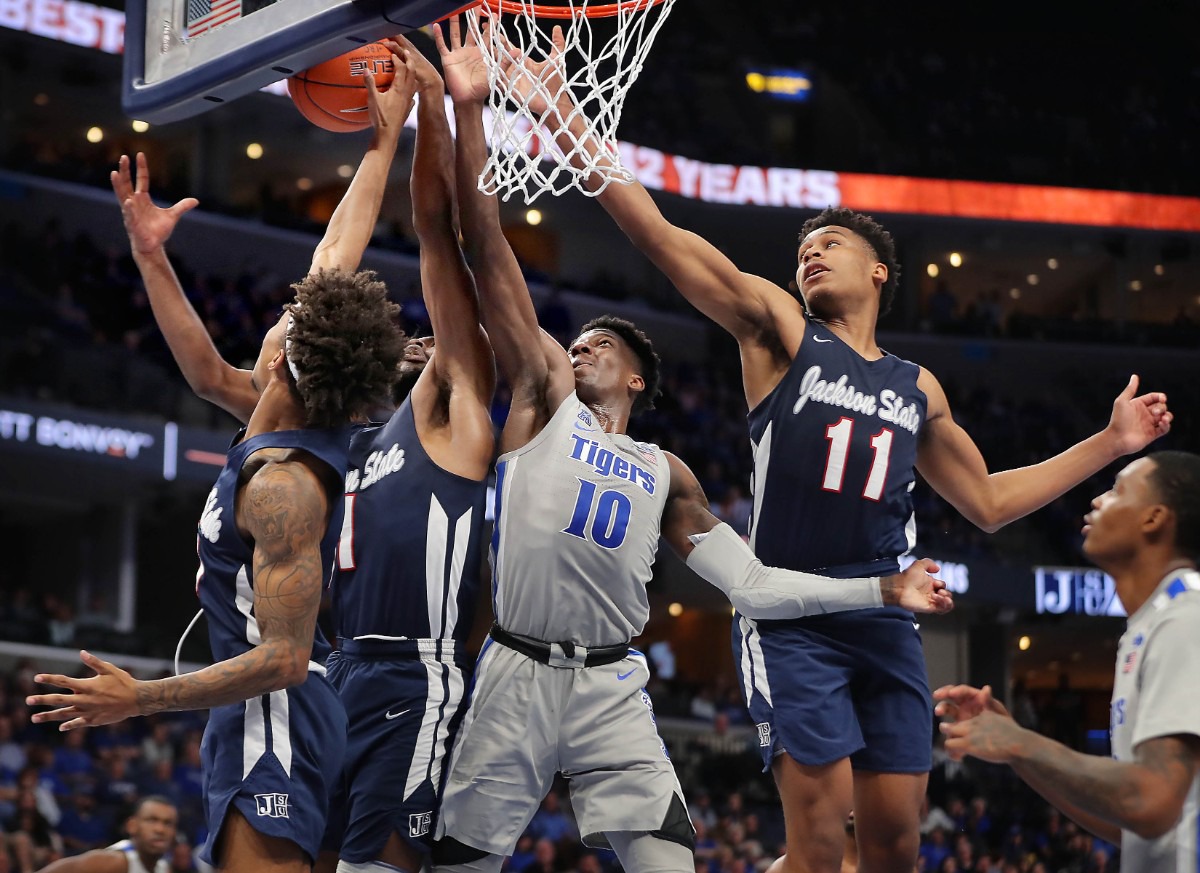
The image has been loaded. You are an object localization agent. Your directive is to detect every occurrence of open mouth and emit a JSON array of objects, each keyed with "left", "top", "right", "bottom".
[{"left": 804, "top": 264, "right": 830, "bottom": 283}]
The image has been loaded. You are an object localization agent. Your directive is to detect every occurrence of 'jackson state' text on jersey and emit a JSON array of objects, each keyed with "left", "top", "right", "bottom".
[
  {"left": 332, "top": 396, "right": 487, "bottom": 642},
  {"left": 747, "top": 325, "right": 926, "bottom": 578},
  {"left": 196, "top": 427, "right": 351, "bottom": 665},
  {"left": 490, "top": 393, "right": 671, "bottom": 646}
]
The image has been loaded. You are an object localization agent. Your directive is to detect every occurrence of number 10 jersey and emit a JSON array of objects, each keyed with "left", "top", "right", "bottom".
[{"left": 490, "top": 393, "right": 671, "bottom": 647}]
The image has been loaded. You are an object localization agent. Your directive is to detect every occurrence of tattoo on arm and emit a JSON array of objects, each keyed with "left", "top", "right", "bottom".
[
  {"left": 136, "top": 464, "right": 327, "bottom": 714},
  {"left": 1012, "top": 734, "right": 1198, "bottom": 835}
]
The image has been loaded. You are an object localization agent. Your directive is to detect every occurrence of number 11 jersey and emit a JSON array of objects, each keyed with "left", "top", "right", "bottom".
[{"left": 748, "top": 324, "right": 927, "bottom": 580}]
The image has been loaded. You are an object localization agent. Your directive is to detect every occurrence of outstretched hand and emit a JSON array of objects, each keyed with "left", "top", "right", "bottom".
[
  {"left": 885, "top": 558, "right": 953, "bottom": 614},
  {"left": 26, "top": 651, "right": 142, "bottom": 731},
  {"left": 933, "top": 683, "right": 1010, "bottom": 723},
  {"left": 939, "top": 709, "right": 1024, "bottom": 764},
  {"left": 111, "top": 153, "right": 198, "bottom": 256},
  {"left": 510, "top": 25, "right": 570, "bottom": 119},
  {"left": 1106, "top": 374, "right": 1171, "bottom": 455},
  {"left": 433, "top": 16, "right": 491, "bottom": 104},
  {"left": 365, "top": 40, "right": 417, "bottom": 136},
  {"left": 388, "top": 34, "right": 443, "bottom": 94}
]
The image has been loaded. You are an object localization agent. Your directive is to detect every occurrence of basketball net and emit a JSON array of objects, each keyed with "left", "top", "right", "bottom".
[{"left": 464, "top": 0, "right": 676, "bottom": 203}]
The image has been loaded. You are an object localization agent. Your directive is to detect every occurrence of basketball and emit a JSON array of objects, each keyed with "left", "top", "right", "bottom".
[{"left": 288, "top": 41, "right": 396, "bottom": 133}]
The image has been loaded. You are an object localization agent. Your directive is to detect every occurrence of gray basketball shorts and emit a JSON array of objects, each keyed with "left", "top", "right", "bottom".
[{"left": 436, "top": 640, "right": 688, "bottom": 855}]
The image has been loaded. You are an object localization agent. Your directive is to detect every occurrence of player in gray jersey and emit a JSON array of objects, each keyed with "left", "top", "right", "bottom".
[
  {"left": 935, "top": 451, "right": 1200, "bottom": 873},
  {"left": 433, "top": 19, "right": 951, "bottom": 873},
  {"left": 34, "top": 796, "right": 178, "bottom": 873}
]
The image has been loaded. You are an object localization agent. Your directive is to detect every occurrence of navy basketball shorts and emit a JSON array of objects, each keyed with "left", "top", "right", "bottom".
[
  {"left": 731, "top": 606, "right": 932, "bottom": 773},
  {"left": 324, "top": 639, "right": 470, "bottom": 862},
  {"left": 199, "top": 668, "right": 347, "bottom": 865}
]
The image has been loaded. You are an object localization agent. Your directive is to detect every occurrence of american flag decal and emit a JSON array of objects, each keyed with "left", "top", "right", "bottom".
[{"left": 187, "top": 0, "right": 242, "bottom": 37}]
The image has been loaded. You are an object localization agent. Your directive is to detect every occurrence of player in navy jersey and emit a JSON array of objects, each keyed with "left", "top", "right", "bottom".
[
  {"left": 26, "top": 65, "right": 412, "bottom": 873},
  {"left": 539, "top": 73, "right": 1175, "bottom": 873},
  {"left": 430, "top": 22, "right": 951, "bottom": 873},
  {"left": 26, "top": 266, "right": 405, "bottom": 873},
  {"left": 322, "top": 39, "right": 495, "bottom": 873},
  {"left": 97, "top": 45, "right": 494, "bottom": 873}
]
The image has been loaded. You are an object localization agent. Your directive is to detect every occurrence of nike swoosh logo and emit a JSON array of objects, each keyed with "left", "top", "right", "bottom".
[
  {"left": 616, "top": 669, "right": 637, "bottom": 681},
  {"left": 812, "top": 336, "right": 833, "bottom": 343},
  {"left": 385, "top": 709, "right": 410, "bottom": 720}
]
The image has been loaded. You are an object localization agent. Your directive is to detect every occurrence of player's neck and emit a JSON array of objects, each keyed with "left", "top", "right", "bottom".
[
  {"left": 587, "top": 401, "right": 629, "bottom": 435},
  {"left": 817, "top": 316, "right": 882, "bottom": 361},
  {"left": 245, "top": 382, "right": 308, "bottom": 437},
  {"left": 1110, "top": 553, "right": 1195, "bottom": 616},
  {"left": 136, "top": 849, "right": 159, "bottom": 871}
]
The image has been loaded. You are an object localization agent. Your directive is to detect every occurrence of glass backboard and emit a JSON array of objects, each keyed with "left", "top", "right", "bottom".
[{"left": 124, "top": 0, "right": 465, "bottom": 123}]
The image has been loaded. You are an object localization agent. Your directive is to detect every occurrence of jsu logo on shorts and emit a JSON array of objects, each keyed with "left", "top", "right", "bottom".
[
  {"left": 409, "top": 811, "right": 432, "bottom": 838},
  {"left": 756, "top": 722, "right": 771, "bottom": 748},
  {"left": 254, "top": 793, "right": 289, "bottom": 818}
]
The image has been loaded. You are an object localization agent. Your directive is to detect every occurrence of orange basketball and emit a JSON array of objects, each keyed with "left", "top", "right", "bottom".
[{"left": 288, "top": 42, "right": 396, "bottom": 133}]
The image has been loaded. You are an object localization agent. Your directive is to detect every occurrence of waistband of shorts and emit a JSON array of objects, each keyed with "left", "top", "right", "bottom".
[
  {"left": 489, "top": 624, "right": 629, "bottom": 669},
  {"left": 335, "top": 637, "right": 466, "bottom": 663}
]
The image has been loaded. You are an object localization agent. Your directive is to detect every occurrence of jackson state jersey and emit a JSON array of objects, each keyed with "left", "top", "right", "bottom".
[
  {"left": 196, "top": 427, "right": 351, "bottom": 665},
  {"left": 747, "top": 324, "right": 926, "bottom": 579},
  {"left": 332, "top": 396, "right": 487, "bottom": 642}
]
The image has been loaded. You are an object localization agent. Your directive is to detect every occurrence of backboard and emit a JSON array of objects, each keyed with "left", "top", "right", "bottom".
[{"left": 123, "top": 0, "right": 466, "bottom": 123}]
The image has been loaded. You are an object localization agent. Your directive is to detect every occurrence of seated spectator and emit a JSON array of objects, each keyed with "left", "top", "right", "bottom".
[
  {"left": 56, "top": 793, "right": 110, "bottom": 855},
  {"left": 528, "top": 792, "right": 576, "bottom": 844}
]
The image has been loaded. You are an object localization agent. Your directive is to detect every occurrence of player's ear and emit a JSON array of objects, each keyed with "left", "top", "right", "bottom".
[
  {"left": 627, "top": 372, "right": 645, "bottom": 395},
  {"left": 1142, "top": 503, "right": 1171, "bottom": 539},
  {"left": 871, "top": 261, "right": 888, "bottom": 288}
]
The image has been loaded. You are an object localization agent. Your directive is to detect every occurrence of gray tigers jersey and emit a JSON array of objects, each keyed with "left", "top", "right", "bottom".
[
  {"left": 1110, "top": 569, "right": 1200, "bottom": 873},
  {"left": 490, "top": 393, "right": 671, "bottom": 646}
]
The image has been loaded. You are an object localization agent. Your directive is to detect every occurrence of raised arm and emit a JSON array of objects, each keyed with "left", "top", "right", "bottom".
[
  {"left": 519, "top": 38, "right": 795, "bottom": 344},
  {"left": 27, "top": 459, "right": 331, "bottom": 727},
  {"left": 660, "top": 452, "right": 952, "bottom": 617},
  {"left": 393, "top": 36, "right": 495, "bottom": 477},
  {"left": 438, "top": 19, "right": 573, "bottom": 445},
  {"left": 307, "top": 53, "right": 416, "bottom": 275},
  {"left": 112, "top": 153, "right": 258, "bottom": 422},
  {"left": 917, "top": 371, "right": 1172, "bottom": 533}
]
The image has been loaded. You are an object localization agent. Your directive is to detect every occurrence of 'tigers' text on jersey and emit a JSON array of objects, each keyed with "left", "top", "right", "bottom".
[{"left": 567, "top": 434, "right": 656, "bottom": 494}]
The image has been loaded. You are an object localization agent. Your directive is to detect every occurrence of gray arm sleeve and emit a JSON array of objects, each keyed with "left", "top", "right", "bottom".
[{"left": 684, "top": 522, "right": 883, "bottom": 618}]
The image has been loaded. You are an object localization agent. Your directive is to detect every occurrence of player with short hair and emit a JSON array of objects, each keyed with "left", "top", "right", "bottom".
[
  {"left": 935, "top": 450, "right": 1200, "bottom": 873},
  {"left": 524, "top": 46, "right": 1174, "bottom": 873},
  {"left": 27, "top": 68, "right": 412, "bottom": 873},
  {"left": 430, "top": 21, "right": 951, "bottom": 873},
  {"left": 36, "top": 795, "right": 179, "bottom": 873}
]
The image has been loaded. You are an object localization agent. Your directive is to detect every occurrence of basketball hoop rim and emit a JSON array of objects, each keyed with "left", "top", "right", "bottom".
[{"left": 446, "top": 0, "right": 666, "bottom": 19}]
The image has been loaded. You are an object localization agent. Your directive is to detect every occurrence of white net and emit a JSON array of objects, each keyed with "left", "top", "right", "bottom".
[{"left": 464, "top": 0, "right": 676, "bottom": 203}]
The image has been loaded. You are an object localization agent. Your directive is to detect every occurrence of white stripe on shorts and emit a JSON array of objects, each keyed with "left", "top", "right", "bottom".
[
  {"left": 243, "top": 696, "right": 266, "bottom": 779},
  {"left": 269, "top": 688, "right": 292, "bottom": 776},
  {"left": 739, "top": 616, "right": 773, "bottom": 707},
  {"left": 429, "top": 662, "right": 466, "bottom": 796},
  {"left": 403, "top": 661, "right": 448, "bottom": 801}
]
